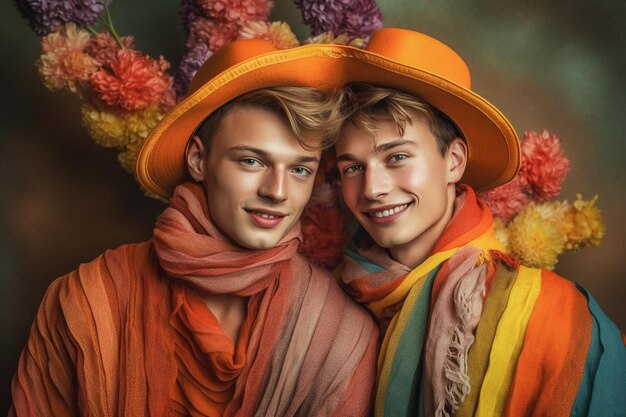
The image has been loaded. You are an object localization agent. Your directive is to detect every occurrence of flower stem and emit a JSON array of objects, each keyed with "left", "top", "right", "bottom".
[
  {"left": 104, "top": 2, "right": 125, "bottom": 49},
  {"left": 86, "top": 26, "right": 99, "bottom": 36}
]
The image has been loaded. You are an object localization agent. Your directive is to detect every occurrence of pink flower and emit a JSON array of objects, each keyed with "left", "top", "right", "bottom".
[
  {"left": 86, "top": 32, "right": 135, "bottom": 66},
  {"left": 238, "top": 21, "right": 299, "bottom": 49},
  {"left": 37, "top": 23, "right": 99, "bottom": 93},
  {"left": 186, "top": 17, "right": 239, "bottom": 51},
  {"left": 480, "top": 174, "right": 530, "bottom": 223},
  {"left": 197, "top": 0, "right": 273, "bottom": 25},
  {"left": 90, "top": 49, "right": 174, "bottom": 112},
  {"left": 520, "top": 129, "right": 571, "bottom": 201},
  {"left": 299, "top": 204, "right": 348, "bottom": 271}
]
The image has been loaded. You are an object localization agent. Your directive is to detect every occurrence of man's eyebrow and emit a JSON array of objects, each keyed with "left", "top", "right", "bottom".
[
  {"left": 375, "top": 139, "right": 416, "bottom": 153},
  {"left": 229, "top": 145, "right": 269, "bottom": 156},
  {"left": 229, "top": 145, "right": 319, "bottom": 164},
  {"left": 336, "top": 139, "right": 417, "bottom": 162}
]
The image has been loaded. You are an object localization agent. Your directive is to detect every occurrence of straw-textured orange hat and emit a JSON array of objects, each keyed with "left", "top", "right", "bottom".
[{"left": 137, "top": 28, "right": 520, "bottom": 198}]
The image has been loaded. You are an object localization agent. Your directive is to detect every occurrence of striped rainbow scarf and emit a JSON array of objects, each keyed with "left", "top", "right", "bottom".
[{"left": 341, "top": 185, "right": 626, "bottom": 417}]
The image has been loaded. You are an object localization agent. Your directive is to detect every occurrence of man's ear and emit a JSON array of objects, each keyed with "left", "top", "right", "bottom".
[
  {"left": 447, "top": 138, "right": 468, "bottom": 184},
  {"left": 185, "top": 135, "right": 207, "bottom": 182}
]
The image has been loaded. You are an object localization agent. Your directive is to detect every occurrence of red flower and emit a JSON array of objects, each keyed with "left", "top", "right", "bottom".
[
  {"left": 86, "top": 32, "right": 134, "bottom": 66},
  {"left": 186, "top": 17, "right": 239, "bottom": 51},
  {"left": 520, "top": 129, "right": 571, "bottom": 201},
  {"left": 480, "top": 174, "right": 530, "bottom": 223},
  {"left": 90, "top": 49, "right": 174, "bottom": 111},
  {"left": 298, "top": 204, "right": 348, "bottom": 271}
]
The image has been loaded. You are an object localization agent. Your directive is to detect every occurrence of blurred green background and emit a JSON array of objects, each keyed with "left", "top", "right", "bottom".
[{"left": 1, "top": 0, "right": 624, "bottom": 412}]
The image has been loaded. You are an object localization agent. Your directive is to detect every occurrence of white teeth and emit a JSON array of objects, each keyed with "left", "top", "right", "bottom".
[
  {"left": 369, "top": 204, "right": 408, "bottom": 218},
  {"left": 257, "top": 212, "right": 277, "bottom": 219}
]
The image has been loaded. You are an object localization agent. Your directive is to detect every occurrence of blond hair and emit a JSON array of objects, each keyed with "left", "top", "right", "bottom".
[
  {"left": 196, "top": 86, "right": 345, "bottom": 151},
  {"left": 338, "top": 83, "right": 464, "bottom": 154}
]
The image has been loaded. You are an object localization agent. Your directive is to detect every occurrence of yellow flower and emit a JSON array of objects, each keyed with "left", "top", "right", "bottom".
[
  {"left": 125, "top": 105, "right": 164, "bottom": 144},
  {"left": 492, "top": 217, "right": 510, "bottom": 251},
  {"left": 508, "top": 203, "right": 566, "bottom": 270},
  {"left": 81, "top": 105, "right": 127, "bottom": 148},
  {"left": 564, "top": 194, "right": 606, "bottom": 250},
  {"left": 117, "top": 141, "right": 142, "bottom": 174},
  {"left": 238, "top": 21, "right": 300, "bottom": 50}
]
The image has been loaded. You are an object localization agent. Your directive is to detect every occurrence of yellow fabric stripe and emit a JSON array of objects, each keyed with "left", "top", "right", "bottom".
[
  {"left": 456, "top": 265, "right": 518, "bottom": 417},
  {"left": 367, "top": 234, "right": 503, "bottom": 318},
  {"left": 375, "top": 275, "right": 429, "bottom": 417},
  {"left": 474, "top": 266, "right": 541, "bottom": 417}
]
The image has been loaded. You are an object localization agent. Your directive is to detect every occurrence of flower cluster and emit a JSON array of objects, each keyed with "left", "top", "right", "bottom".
[
  {"left": 175, "top": 0, "right": 274, "bottom": 95},
  {"left": 20, "top": 3, "right": 176, "bottom": 176},
  {"left": 481, "top": 130, "right": 604, "bottom": 269},
  {"left": 16, "top": 0, "right": 106, "bottom": 36},
  {"left": 295, "top": 0, "right": 383, "bottom": 41}
]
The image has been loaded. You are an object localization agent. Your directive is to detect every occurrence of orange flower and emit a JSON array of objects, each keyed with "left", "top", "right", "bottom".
[
  {"left": 520, "top": 130, "right": 570, "bottom": 201},
  {"left": 90, "top": 49, "right": 174, "bottom": 112}
]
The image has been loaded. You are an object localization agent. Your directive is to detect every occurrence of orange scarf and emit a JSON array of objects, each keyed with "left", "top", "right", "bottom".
[{"left": 12, "top": 182, "right": 378, "bottom": 417}]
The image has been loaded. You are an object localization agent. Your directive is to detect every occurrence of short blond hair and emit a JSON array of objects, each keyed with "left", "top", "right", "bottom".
[
  {"left": 196, "top": 86, "right": 345, "bottom": 151},
  {"left": 339, "top": 83, "right": 464, "bottom": 154}
]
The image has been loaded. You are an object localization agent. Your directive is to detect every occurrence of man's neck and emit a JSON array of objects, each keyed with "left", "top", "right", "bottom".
[{"left": 201, "top": 294, "right": 248, "bottom": 344}]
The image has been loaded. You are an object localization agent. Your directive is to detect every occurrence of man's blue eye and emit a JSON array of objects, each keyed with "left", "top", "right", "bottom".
[
  {"left": 292, "top": 167, "right": 312, "bottom": 176},
  {"left": 344, "top": 164, "right": 363, "bottom": 174},
  {"left": 241, "top": 158, "right": 261, "bottom": 166},
  {"left": 389, "top": 154, "right": 407, "bottom": 163}
]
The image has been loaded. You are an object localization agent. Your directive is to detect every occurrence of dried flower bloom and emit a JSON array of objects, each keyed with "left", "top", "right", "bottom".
[
  {"left": 37, "top": 23, "right": 99, "bottom": 93},
  {"left": 305, "top": 31, "right": 365, "bottom": 47},
  {"left": 299, "top": 204, "right": 348, "bottom": 271},
  {"left": 179, "top": 0, "right": 204, "bottom": 32},
  {"left": 90, "top": 49, "right": 174, "bottom": 112},
  {"left": 520, "top": 129, "right": 571, "bottom": 201},
  {"left": 480, "top": 174, "right": 530, "bottom": 223},
  {"left": 118, "top": 141, "right": 142, "bottom": 173},
  {"left": 86, "top": 32, "right": 135, "bottom": 65},
  {"left": 186, "top": 17, "right": 239, "bottom": 51},
  {"left": 295, "top": 0, "right": 383, "bottom": 40},
  {"left": 16, "top": 0, "right": 106, "bottom": 36},
  {"left": 564, "top": 194, "right": 605, "bottom": 250},
  {"left": 197, "top": 0, "right": 273, "bottom": 25},
  {"left": 124, "top": 105, "right": 165, "bottom": 144},
  {"left": 238, "top": 21, "right": 299, "bottom": 49},
  {"left": 508, "top": 203, "right": 566, "bottom": 270},
  {"left": 492, "top": 217, "right": 510, "bottom": 251},
  {"left": 174, "top": 44, "right": 212, "bottom": 97},
  {"left": 81, "top": 104, "right": 127, "bottom": 148}
]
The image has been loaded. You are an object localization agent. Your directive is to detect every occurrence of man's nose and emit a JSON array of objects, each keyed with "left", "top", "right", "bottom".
[
  {"left": 362, "top": 165, "right": 392, "bottom": 200},
  {"left": 259, "top": 168, "right": 288, "bottom": 202}
]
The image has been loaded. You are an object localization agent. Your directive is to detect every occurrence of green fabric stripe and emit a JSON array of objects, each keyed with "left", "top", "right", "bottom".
[
  {"left": 383, "top": 266, "right": 439, "bottom": 417},
  {"left": 570, "top": 299, "right": 600, "bottom": 417},
  {"left": 571, "top": 285, "right": 626, "bottom": 417},
  {"left": 456, "top": 263, "right": 518, "bottom": 417}
]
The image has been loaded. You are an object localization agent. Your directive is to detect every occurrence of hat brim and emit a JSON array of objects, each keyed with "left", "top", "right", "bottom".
[{"left": 137, "top": 44, "right": 519, "bottom": 198}]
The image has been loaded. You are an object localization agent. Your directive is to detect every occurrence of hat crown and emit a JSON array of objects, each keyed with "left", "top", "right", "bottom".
[
  {"left": 365, "top": 28, "right": 471, "bottom": 88},
  {"left": 188, "top": 39, "right": 278, "bottom": 94}
]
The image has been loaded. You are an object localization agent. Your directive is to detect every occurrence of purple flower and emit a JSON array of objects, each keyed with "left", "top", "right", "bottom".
[
  {"left": 173, "top": 43, "right": 212, "bottom": 98},
  {"left": 15, "top": 0, "right": 106, "bottom": 36},
  {"left": 179, "top": 0, "right": 203, "bottom": 33},
  {"left": 295, "top": 0, "right": 382, "bottom": 40}
]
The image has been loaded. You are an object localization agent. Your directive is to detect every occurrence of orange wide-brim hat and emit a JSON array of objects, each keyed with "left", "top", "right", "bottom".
[{"left": 137, "top": 28, "right": 520, "bottom": 199}]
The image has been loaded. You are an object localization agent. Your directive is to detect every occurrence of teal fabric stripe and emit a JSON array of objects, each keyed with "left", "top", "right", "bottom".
[
  {"left": 344, "top": 243, "right": 386, "bottom": 274},
  {"left": 384, "top": 266, "right": 440, "bottom": 417},
  {"left": 571, "top": 285, "right": 626, "bottom": 417}
]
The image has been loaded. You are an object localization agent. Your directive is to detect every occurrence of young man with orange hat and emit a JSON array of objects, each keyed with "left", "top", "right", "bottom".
[
  {"left": 333, "top": 28, "right": 626, "bottom": 417},
  {"left": 10, "top": 39, "right": 378, "bottom": 417}
]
